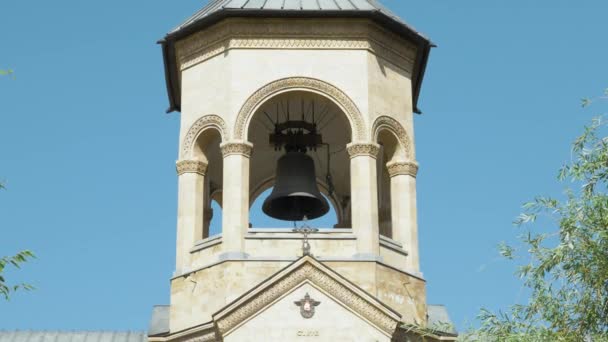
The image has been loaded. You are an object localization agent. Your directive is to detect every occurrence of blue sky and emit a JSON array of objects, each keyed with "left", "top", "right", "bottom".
[{"left": 1, "top": 0, "right": 607, "bottom": 332}]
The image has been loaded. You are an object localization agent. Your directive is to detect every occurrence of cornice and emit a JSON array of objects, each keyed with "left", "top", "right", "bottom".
[
  {"left": 220, "top": 141, "right": 253, "bottom": 158},
  {"left": 386, "top": 160, "right": 419, "bottom": 178},
  {"left": 176, "top": 160, "right": 208, "bottom": 176},
  {"left": 174, "top": 19, "right": 416, "bottom": 73},
  {"left": 347, "top": 143, "right": 381, "bottom": 159}
]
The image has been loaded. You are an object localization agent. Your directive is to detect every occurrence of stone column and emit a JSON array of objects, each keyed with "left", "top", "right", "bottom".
[
  {"left": 175, "top": 160, "right": 208, "bottom": 274},
  {"left": 347, "top": 143, "right": 381, "bottom": 259},
  {"left": 220, "top": 141, "right": 253, "bottom": 259},
  {"left": 387, "top": 160, "right": 420, "bottom": 274}
]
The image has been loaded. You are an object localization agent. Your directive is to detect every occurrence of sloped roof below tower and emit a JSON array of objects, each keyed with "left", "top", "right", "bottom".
[{"left": 0, "top": 332, "right": 147, "bottom": 342}]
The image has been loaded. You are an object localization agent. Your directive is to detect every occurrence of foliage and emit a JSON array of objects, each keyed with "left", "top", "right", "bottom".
[
  {"left": 0, "top": 251, "right": 35, "bottom": 300},
  {"left": 0, "top": 69, "right": 14, "bottom": 78},
  {"left": 462, "top": 92, "right": 608, "bottom": 342}
]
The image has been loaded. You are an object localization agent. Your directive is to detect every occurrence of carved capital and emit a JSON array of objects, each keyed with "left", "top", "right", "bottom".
[
  {"left": 346, "top": 143, "right": 380, "bottom": 159},
  {"left": 220, "top": 141, "right": 253, "bottom": 158},
  {"left": 176, "top": 160, "right": 208, "bottom": 176},
  {"left": 386, "top": 160, "right": 419, "bottom": 178}
]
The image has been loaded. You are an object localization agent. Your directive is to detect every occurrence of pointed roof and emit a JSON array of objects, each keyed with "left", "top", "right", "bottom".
[
  {"left": 159, "top": 0, "right": 434, "bottom": 113},
  {"left": 168, "top": 0, "right": 429, "bottom": 40}
]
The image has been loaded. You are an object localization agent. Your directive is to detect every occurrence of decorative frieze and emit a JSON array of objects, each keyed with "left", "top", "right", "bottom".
[
  {"left": 347, "top": 143, "right": 381, "bottom": 159},
  {"left": 386, "top": 160, "right": 419, "bottom": 178},
  {"left": 220, "top": 141, "right": 253, "bottom": 158},
  {"left": 175, "top": 19, "right": 417, "bottom": 73},
  {"left": 176, "top": 160, "right": 208, "bottom": 176}
]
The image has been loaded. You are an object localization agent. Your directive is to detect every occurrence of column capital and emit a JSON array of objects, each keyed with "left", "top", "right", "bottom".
[
  {"left": 176, "top": 160, "right": 208, "bottom": 176},
  {"left": 386, "top": 160, "right": 419, "bottom": 178},
  {"left": 346, "top": 142, "right": 381, "bottom": 159},
  {"left": 220, "top": 141, "right": 253, "bottom": 158}
]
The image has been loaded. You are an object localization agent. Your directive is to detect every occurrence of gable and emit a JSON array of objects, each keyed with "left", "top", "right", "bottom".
[
  {"left": 213, "top": 256, "right": 401, "bottom": 340},
  {"left": 224, "top": 282, "right": 390, "bottom": 342}
]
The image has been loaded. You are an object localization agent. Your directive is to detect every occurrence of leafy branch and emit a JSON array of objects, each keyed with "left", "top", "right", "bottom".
[
  {"left": 0, "top": 250, "right": 36, "bottom": 300},
  {"left": 469, "top": 90, "right": 608, "bottom": 341}
]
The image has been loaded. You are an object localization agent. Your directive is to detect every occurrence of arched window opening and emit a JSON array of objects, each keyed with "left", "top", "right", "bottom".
[
  {"left": 376, "top": 129, "right": 406, "bottom": 239},
  {"left": 207, "top": 199, "right": 223, "bottom": 237},
  {"left": 193, "top": 128, "right": 223, "bottom": 240},
  {"left": 246, "top": 91, "right": 353, "bottom": 229}
]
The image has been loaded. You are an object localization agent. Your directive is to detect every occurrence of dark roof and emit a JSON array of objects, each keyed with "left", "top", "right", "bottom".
[
  {"left": 0, "top": 332, "right": 147, "bottom": 342},
  {"left": 159, "top": 0, "right": 433, "bottom": 113}
]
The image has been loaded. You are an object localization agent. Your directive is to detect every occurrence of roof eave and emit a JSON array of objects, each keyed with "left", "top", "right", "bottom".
[{"left": 161, "top": 9, "right": 433, "bottom": 114}]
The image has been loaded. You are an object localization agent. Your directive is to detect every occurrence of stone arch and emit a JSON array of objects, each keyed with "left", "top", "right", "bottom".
[
  {"left": 181, "top": 114, "right": 229, "bottom": 159},
  {"left": 372, "top": 115, "right": 414, "bottom": 160},
  {"left": 233, "top": 77, "right": 367, "bottom": 142}
]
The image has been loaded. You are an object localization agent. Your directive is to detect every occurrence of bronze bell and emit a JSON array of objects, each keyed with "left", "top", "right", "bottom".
[{"left": 263, "top": 151, "right": 330, "bottom": 221}]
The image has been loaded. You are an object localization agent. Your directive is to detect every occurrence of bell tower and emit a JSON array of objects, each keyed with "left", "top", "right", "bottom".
[{"left": 152, "top": 1, "right": 455, "bottom": 341}]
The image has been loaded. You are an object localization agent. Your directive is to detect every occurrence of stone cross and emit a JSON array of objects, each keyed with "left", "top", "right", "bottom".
[{"left": 292, "top": 217, "right": 319, "bottom": 256}]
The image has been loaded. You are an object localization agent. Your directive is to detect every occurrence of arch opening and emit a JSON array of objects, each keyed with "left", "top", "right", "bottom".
[
  {"left": 193, "top": 128, "right": 224, "bottom": 239},
  {"left": 376, "top": 129, "right": 406, "bottom": 239},
  {"left": 246, "top": 90, "right": 353, "bottom": 229}
]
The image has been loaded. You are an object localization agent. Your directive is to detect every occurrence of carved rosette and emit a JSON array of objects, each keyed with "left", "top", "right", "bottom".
[
  {"left": 220, "top": 141, "right": 253, "bottom": 158},
  {"left": 176, "top": 160, "right": 208, "bottom": 176},
  {"left": 386, "top": 161, "right": 419, "bottom": 178},
  {"left": 347, "top": 143, "right": 381, "bottom": 159}
]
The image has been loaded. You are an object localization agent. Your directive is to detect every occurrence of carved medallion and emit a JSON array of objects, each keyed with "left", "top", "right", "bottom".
[{"left": 294, "top": 292, "right": 321, "bottom": 319}]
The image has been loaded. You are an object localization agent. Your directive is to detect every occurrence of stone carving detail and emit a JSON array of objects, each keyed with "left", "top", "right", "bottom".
[
  {"left": 347, "top": 143, "right": 381, "bottom": 158},
  {"left": 182, "top": 115, "right": 228, "bottom": 158},
  {"left": 294, "top": 292, "right": 321, "bottom": 319},
  {"left": 220, "top": 141, "right": 253, "bottom": 158},
  {"left": 372, "top": 115, "right": 414, "bottom": 159},
  {"left": 215, "top": 263, "right": 399, "bottom": 336},
  {"left": 176, "top": 160, "right": 208, "bottom": 176},
  {"left": 166, "top": 325, "right": 219, "bottom": 342},
  {"left": 386, "top": 161, "right": 419, "bottom": 178},
  {"left": 233, "top": 77, "right": 367, "bottom": 142},
  {"left": 175, "top": 19, "right": 416, "bottom": 72}
]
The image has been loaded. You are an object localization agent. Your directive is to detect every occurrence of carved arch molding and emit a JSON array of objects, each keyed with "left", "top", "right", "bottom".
[
  {"left": 372, "top": 115, "right": 414, "bottom": 160},
  {"left": 234, "top": 77, "right": 367, "bottom": 142},
  {"left": 182, "top": 114, "right": 229, "bottom": 158}
]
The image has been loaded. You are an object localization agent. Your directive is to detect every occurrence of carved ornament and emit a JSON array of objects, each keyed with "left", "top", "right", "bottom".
[
  {"left": 347, "top": 143, "right": 381, "bottom": 159},
  {"left": 176, "top": 160, "right": 208, "bottom": 176},
  {"left": 234, "top": 77, "right": 367, "bottom": 142},
  {"left": 182, "top": 115, "right": 228, "bottom": 158},
  {"left": 386, "top": 161, "right": 419, "bottom": 178},
  {"left": 174, "top": 19, "right": 416, "bottom": 73},
  {"left": 220, "top": 141, "right": 253, "bottom": 158},
  {"left": 372, "top": 115, "right": 414, "bottom": 160}
]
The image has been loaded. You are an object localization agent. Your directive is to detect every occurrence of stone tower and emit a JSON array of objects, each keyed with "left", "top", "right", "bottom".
[{"left": 150, "top": 1, "right": 456, "bottom": 341}]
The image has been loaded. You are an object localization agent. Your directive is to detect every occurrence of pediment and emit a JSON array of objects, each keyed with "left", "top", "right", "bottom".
[{"left": 212, "top": 256, "right": 401, "bottom": 339}]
